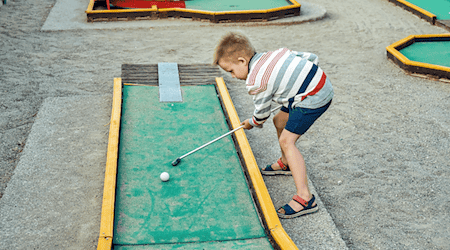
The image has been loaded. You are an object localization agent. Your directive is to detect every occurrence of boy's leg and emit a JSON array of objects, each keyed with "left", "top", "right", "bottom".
[
  {"left": 275, "top": 102, "right": 331, "bottom": 215},
  {"left": 267, "top": 110, "right": 289, "bottom": 169},
  {"left": 277, "top": 129, "right": 315, "bottom": 214}
]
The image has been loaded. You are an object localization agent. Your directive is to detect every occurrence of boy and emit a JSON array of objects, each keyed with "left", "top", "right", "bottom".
[{"left": 214, "top": 32, "right": 333, "bottom": 219}]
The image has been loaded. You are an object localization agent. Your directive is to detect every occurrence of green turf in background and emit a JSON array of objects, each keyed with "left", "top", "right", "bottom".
[
  {"left": 406, "top": 0, "right": 450, "bottom": 20},
  {"left": 113, "top": 85, "right": 269, "bottom": 248},
  {"left": 185, "top": 0, "right": 290, "bottom": 11},
  {"left": 400, "top": 41, "right": 450, "bottom": 68}
]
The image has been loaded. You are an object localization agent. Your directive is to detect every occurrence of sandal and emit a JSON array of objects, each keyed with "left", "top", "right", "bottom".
[
  {"left": 261, "top": 158, "right": 291, "bottom": 176},
  {"left": 277, "top": 195, "right": 318, "bottom": 219}
]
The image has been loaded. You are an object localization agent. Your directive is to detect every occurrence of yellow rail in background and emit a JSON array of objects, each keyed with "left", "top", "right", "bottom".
[
  {"left": 397, "top": 0, "right": 435, "bottom": 20},
  {"left": 386, "top": 35, "right": 415, "bottom": 64}
]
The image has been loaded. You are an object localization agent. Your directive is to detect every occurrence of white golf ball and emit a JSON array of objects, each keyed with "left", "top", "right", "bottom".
[{"left": 160, "top": 172, "right": 170, "bottom": 182}]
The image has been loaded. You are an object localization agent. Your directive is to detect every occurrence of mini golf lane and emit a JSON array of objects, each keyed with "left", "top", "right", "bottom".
[
  {"left": 386, "top": 34, "right": 450, "bottom": 80},
  {"left": 388, "top": 0, "right": 450, "bottom": 30},
  {"left": 86, "top": 0, "right": 300, "bottom": 23},
  {"left": 112, "top": 84, "right": 273, "bottom": 249}
]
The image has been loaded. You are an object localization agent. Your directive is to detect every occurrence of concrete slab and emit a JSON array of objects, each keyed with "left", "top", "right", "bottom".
[
  {"left": 158, "top": 63, "right": 182, "bottom": 102},
  {"left": 0, "top": 95, "right": 111, "bottom": 250},
  {"left": 41, "top": 0, "right": 327, "bottom": 31}
]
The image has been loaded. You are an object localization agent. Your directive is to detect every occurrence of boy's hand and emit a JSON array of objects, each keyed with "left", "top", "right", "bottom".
[{"left": 240, "top": 119, "right": 254, "bottom": 130}]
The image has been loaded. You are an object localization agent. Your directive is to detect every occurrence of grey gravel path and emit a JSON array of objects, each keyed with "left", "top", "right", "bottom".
[{"left": 1, "top": 0, "right": 449, "bottom": 249}]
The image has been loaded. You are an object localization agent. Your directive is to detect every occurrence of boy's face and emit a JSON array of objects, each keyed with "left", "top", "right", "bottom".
[{"left": 218, "top": 57, "right": 249, "bottom": 80}]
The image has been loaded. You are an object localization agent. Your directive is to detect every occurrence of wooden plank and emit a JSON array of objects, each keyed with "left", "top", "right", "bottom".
[
  {"left": 97, "top": 78, "right": 122, "bottom": 250},
  {"left": 121, "top": 64, "right": 221, "bottom": 86}
]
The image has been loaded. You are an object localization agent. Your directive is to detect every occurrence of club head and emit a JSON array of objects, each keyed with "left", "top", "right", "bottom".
[{"left": 172, "top": 158, "right": 181, "bottom": 166}]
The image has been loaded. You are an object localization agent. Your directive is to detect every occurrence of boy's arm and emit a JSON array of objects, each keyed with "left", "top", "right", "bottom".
[
  {"left": 240, "top": 117, "right": 264, "bottom": 130},
  {"left": 245, "top": 93, "right": 272, "bottom": 129},
  {"left": 239, "top": 103, "right": 270, "bottom": 130},
  {"left": 293, "top": 51, "right": 319, "bottom": 65},
  {"left": 241, "top": 119, "right": 261, "bottom": 130}
]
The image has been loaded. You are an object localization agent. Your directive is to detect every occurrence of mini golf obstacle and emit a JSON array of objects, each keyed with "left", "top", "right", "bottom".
[
  {"left": 388, "top": 0, "right": 450, "bottom": 30},
  {"left": 387, "top": 34, "right": 450, "bottom": 81},
  {"left": 97, "top": 63, "right": 299, "bottom": 249},
  {"left": 85, "top": 0, "right": 301, "bottom": 23}
]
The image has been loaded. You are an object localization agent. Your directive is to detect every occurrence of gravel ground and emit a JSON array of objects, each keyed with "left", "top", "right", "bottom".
[{"left": 1, "top": 0, "right": 450, "bottom": 249}]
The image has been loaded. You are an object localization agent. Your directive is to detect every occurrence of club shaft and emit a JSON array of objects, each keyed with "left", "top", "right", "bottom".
[
  {"left": 178, "top": 125, "right": 244, "bottom": 160},
  {"left": 271, "top": 105, "right": 282, "bottom": 113}
]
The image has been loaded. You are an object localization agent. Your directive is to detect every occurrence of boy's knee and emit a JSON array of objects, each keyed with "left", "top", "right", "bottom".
[
  {"left": 278, "top": 131, "right": 300, "bottom": 151},
  {"left": 278, "top": 136, "right": 290, "bottom": 150}
]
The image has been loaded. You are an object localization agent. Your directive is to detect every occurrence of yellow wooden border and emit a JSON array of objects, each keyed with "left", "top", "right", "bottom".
[
  {"left": 215, "top": 77, "right": 298, "bottom": 250},
  {"left": 396, "top": 0, "right": 435, "bottom": 20},
  {"left": 414, "top": 34, "right": 450, "bottom": 39},
  {"left": 386, "top": 35, "right": 415, "bottom": 64},
  {"left": 86, "top": 0, "right": 300, "bottom": 17},
  {"left": 386, "top": 34, "right": 450, "bottom": 73},
  {"left": 86, "top": 0, "right": 95, "bottom": 12},
  {"left": 97, "top": 78, "right": 122, "bottom": 250},
  {"left": 86, "top": 4, "right": 157, "bottom": 14}
]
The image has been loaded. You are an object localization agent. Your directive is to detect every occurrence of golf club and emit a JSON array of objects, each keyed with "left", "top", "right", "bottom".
[{"left": 171, "top": 125, "right": 244, "bottom": 166}]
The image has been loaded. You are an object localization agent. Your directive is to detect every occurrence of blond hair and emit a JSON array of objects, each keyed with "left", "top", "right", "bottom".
[{"left": 213, "top": 32, "right": 255, "bottom": 65}]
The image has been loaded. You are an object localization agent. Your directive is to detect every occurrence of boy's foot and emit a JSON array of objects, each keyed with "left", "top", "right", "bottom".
[
  {"left": 260, "top": 158, "right": 291, "bottom": 175},
  {"left": 277, "top": 195, "right": 318, "bottom": 219}
]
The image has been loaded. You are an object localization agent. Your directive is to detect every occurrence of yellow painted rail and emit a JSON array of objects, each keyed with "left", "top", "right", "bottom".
[
  {"left": 97, "top": 78, "right": 122, "bottom": 250},
  {"left": 215, "top": 77, "right": 299, "bottom": 250},
  {"left": 396, "top": 0, "right": 435, "bottom": 21}
]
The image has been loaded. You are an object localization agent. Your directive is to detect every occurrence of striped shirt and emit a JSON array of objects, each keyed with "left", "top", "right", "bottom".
[{"left": 246, "top": 48, "right": 334, "bottom": 126}]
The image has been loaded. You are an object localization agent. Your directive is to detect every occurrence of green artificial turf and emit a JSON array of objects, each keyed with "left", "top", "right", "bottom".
[
  {"left": 113, "top": 85, "right": 271, "bottom": 249},
  {"left": 406, "top": 0, "right": 450, "bottom": 20},
  {"left": 400, "top": 41, "right": 450, "bottom": 68},
  {"left": 185, "top": 0, "right": 291, "bottom": 11}
]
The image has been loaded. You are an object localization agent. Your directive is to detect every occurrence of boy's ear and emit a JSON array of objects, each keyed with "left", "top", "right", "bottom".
[{"left": 237, "top": 57, "right": 248, "bottom": 66}]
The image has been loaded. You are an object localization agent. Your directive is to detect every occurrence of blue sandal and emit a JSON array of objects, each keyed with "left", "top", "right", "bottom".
[
  {"left": 261, "top": 158, "right": 291, "bottom": 176},
  {"left": 277, "top": 195, "right": 318, "bottom": 219}
]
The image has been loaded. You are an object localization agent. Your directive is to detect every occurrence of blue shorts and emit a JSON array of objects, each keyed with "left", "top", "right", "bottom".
[{"left": 280, "top": 100, "right": 332, "bottom": 135}]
